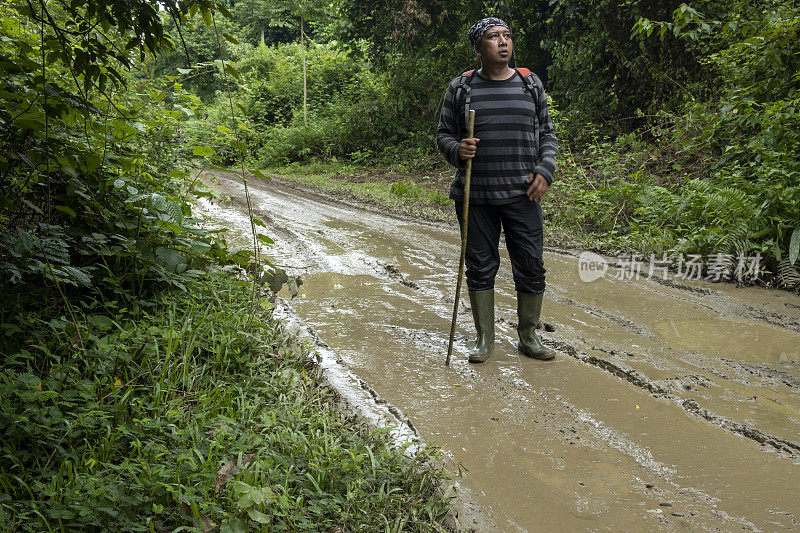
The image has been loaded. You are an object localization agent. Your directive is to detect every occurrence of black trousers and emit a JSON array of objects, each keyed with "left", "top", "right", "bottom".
[{"left": 455, "top": 196, "right": 546, "bottom": 294}]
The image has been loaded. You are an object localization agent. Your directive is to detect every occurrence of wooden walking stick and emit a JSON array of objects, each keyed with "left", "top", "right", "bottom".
[{"left": 446, "top": 109, "right": 476, "bottom": 367}]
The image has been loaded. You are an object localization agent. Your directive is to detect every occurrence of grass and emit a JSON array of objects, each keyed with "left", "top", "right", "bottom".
[
  {"left": 262, "top": 162, "right": 454, "bottom": 223},
  {"left": 0, "top": 274, "right": 451, "bottom": 532}
]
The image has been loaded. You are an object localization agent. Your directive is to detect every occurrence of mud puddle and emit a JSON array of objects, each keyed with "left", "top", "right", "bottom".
[{"left": 198, "top": 170, "right": 800, "bottom": 531}]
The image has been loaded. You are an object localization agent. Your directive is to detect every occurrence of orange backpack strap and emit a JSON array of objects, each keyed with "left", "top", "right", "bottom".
[
  {"left": 515, "top": 67, "right": 531, "bottom": 77},
  {"left": 461, "top": 69, "right": 475, "bottom": 76}
]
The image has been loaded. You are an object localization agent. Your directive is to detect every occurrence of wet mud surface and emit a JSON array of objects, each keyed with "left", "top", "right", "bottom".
[{"left": 199, "top": 170, "right": 800, "bottom": 531}]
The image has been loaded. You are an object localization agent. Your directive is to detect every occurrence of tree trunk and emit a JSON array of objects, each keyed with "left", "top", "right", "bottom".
[{"left": 301, "top": 15, "right": 307, "bottom": 126}]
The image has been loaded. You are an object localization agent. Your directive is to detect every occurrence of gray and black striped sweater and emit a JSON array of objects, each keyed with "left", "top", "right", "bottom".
[{"left": 435, "top": 69, "right": 558, "bottom": 204}]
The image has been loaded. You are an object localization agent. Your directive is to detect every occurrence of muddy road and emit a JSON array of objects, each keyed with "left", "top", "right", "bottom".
[{"left": 199, "top": 170, "right": 800, "bottom": 531}]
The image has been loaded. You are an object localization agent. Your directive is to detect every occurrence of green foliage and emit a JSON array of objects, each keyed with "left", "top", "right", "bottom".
[
  {"left": 332, "top": 0, "right": 489, "bottom": 150},
  {"left": 623, "top": 2, "right": 799, "bottom": 284},
  {"left": 0, "top": 1, "right": 254, "bottom": 301},
  {"left": 544, "top": 1, "right": 716, "bottom": 140},
  {"left": 533, "top": 1, "right": 798, "bottom": 288},
  {"left": 154, "top": 0, "right": 334, "bottom": 101},
  {"left": 190, "top": 40, "right": 421, "bottom": 166},
  {"left": 6, "top": 0, "right": 219, "bottom": 94},
  {"left": 390, "top": 179, "right": 450, "bottom": 205},
  {"left": 0, "top": 275, "right": 451, "bottom": 531}
]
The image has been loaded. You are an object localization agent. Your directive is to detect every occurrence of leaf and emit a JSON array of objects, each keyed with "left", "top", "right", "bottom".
[
  {"left": 250, "top": 169, "right": 271, "bottom": 181},
  {"left": 216, "top": 3, "right": 232, "bottom": 19},
  {"left": 54, "top": 265, "right": 93, "bottom": 287},
  {"left": 54, "top": 205, "right": 76, "bottom": 218},
  {"left": 232, "top": 480, "right": 274, "bottom": 509},
  {"left": 87, "top": 314, "right": 114, "bottom": 331},
  {"left": 193, "top": 146, "right": 216, "bottom": 157},
  {"left": 168, "top": 170, "right": 191, "bottom": 179},
  {"left": 80, "top": 153, "right": 103, "bottom": 173},
  {"left": 223, "top": 32, "right": 239, "bottom": 45},
  {"left": 247, "top": 508, "right": 271, "bottom": 524},
  {"left": 257, "top": 234, "right": 274, "bottom": 246},
  {"left": 22, "top": 199, "right": 42, "bottom": 214},
  {"left": 165, "top": 199, "right": 184, "bottom": 223},
  {"left": 189, "top": 240, "right": 212, "bottom": 254},
  {"left": 224, "top": 63, "right": 240, "bottom": 81},
  {"left": 790, "top": 228, "right": 800, "bottom": 265},
  {"left": 220, "top": 519, "right": 249, "bottom": 533}
]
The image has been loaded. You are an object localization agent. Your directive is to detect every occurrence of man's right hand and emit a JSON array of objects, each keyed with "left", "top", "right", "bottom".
[{"left": 459, "top": 137, "right": 480, "bottom": 161}]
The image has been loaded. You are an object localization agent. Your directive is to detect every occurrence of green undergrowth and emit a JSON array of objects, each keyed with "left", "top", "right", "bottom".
[
  {"left": 0, "top": 275, "right": 451, "bottom": 532},
  {"left": 263, "top": 162, "right": 453, "bottom": 223},
  {"left": 547, "top": 123, "right": 800, "bottom": 289}
]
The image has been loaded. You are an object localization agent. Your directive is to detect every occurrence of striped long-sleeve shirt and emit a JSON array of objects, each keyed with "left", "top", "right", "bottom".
[{"left": 436, "top": 69, "right": 558, "bottom": 204}]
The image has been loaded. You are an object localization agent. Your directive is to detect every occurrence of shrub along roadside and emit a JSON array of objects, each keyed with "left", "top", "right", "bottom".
[{"left": 0, "top": 274, "right": 451, "bottom": 531}]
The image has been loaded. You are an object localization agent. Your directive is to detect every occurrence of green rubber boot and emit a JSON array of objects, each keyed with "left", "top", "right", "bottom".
[
  {"left": 468, "top": 289, "right": 495, "bottom": 363},
  {"left": 517, "top": 291, "right": 555, "bottom": 360}
]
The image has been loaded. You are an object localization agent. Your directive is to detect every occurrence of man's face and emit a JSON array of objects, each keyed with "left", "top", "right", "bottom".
[{"left": 478, "top": 25, "right": 513, "bottom": 65}]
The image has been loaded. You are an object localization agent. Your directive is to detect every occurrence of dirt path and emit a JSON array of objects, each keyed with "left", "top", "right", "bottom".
[{"left": 199, "top": 170, "right": 800, "bottom": 531}]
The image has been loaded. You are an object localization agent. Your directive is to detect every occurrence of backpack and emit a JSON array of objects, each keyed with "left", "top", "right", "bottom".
[{"left": 452, "top": 67, "right": 544, "bottom": 157}]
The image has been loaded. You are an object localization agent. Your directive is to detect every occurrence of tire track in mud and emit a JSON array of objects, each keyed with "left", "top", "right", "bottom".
[
  {"left": 222, "top": 180, "right": 429, "bottom": 290},
  {"left": 473, "top": 247, "right": 800, "bottom": 458},
  {"left": 541, "top": 338, "right": 800, "bottom": 459},
  {"left": 546, "top": 291, "right": 655, "bottom": 338},
  {"left": 728, "top": 359, "right": 800, "bottom": 389},
  {"left": 679, "top": 398, "right": 800, "bottom": 456},
  {"left": 447, "top": 250, "right": 800, "bottom": 458},
  {"left": 743, "top": 306, "right": 800, "bottom": 333},
  {"left": 399, "top": 275, "right": 800, "bottom": 461},
  {"left": 428, "top": 343, "right": 682, "bottom": 481},
  {"left": 416, "top": 337, "right": 767, "bottom": 530}
]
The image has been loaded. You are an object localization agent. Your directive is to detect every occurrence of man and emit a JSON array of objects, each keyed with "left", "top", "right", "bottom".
[{"left": 436, "top": 17, "right": 557, "bottom": 363}]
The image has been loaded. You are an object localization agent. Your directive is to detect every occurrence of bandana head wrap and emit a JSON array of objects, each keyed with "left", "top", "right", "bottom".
[{"left": 468, "top": 17, "right": 510, "bottom": 51}]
